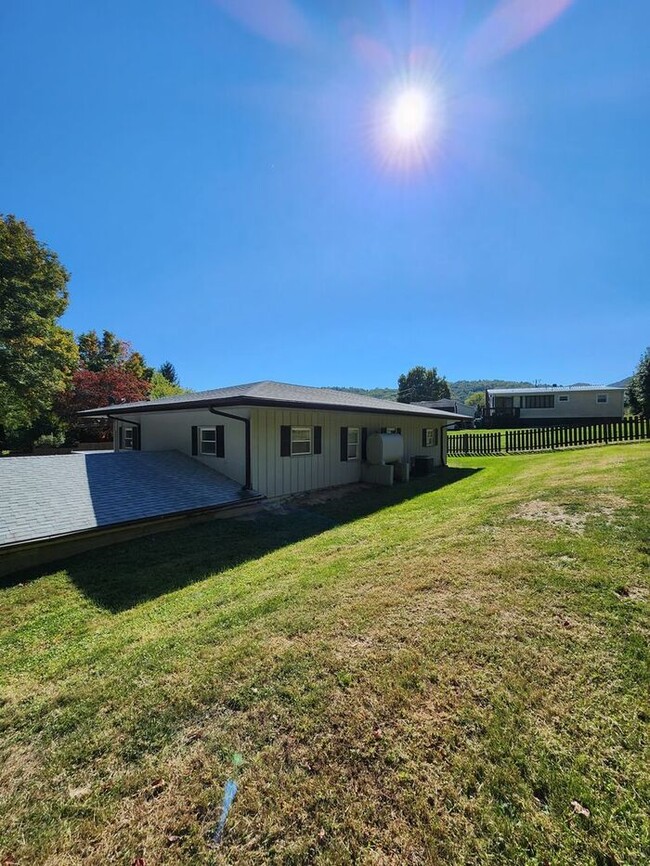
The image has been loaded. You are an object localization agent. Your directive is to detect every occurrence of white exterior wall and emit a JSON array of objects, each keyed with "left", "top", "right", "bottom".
[
  {"left": 113, "top": 406, "right": 448, "bottom": 497},
  {"left": 490, "top": 389, "right": 624, "bottom": 420},
  {"left": 114, "top": 409, "right": 249, "bottom": 486},
  {"left": 519, "top": 390, "right": 624, "bottom": 420},
  {"left": 250, "top": 407, "right": 447, "bottom": 498}
]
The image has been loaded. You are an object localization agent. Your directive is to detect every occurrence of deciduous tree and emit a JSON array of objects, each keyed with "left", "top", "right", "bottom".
[
  {"left": 0, "top": 215, "right": 78, "bottom": 438},
  {"left": 57, "top": 367, "right": 151, "bottom": 440},
  {"left": 77, "top": 330, "right": 124, "bottom": 371},
  {"left": 77, "top": 330, "right": 154, "bottom": 380},
  {"left": 465, "top": 391, "right": 486, "bottom": 409},
  {"left": 149, "top": 371, "right": 188, "bottom": 398},
  {"left": 397, "top": 365, "right": 450, "bottom": 403}
]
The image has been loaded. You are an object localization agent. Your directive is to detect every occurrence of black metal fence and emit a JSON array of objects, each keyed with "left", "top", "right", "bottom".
[{"left": 447, "top": 417, "right": 650, "bottom": 457}]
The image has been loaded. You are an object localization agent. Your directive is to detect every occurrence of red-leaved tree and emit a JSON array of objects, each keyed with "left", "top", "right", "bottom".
[{"left": 57, "top": 368, "right": 151, "bottom": 441}]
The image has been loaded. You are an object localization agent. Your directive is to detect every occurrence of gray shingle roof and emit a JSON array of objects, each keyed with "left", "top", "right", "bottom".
[
  {"left": 79, "top": 380, "right": 466, "bottom": 419},
  {"left": 0, "top": 451, "right": 257, "bottom": 548},
  {"left": 487, "top": 385, "right": 624, "bottom": 395}
]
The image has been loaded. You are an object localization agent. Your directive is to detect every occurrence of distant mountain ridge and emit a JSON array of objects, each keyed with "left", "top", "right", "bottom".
[{"left": 330, "top": 376, "right": 631, "bottom": 403}]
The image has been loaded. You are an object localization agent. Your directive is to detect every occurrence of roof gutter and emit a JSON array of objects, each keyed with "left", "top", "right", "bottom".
[
  {"left": 79, "top": 396, "right": 466, "bottom": 422},
  {"left": 440, "top": 421, "right": 459, "bottom": 466},
  {"left": 209, "top": 407, "right": 252, "bottom": 491}
]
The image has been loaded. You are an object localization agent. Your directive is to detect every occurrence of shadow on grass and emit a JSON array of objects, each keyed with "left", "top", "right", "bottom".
[{"left": 3, "top": 467, "right": 480, "bottom": 612}]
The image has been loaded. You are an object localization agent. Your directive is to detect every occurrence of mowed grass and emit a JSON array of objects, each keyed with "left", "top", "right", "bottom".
[{"left": 1, "top": 446, "right": 649, "bottom": 866}]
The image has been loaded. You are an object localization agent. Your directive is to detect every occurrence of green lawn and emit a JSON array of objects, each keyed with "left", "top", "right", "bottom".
[{"left": 1, "top": 445, "right": 649, "bottom": 865}]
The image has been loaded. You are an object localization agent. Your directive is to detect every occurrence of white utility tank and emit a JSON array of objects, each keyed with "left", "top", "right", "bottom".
[{"left": 366, "top": 433, "right": 404, "bottom": 465}]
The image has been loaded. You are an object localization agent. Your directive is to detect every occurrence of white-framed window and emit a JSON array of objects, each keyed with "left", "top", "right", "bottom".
[
  {"left": 122, "top": 427, "right": 134, "bottom": 450},
  {"left": 597, "top": 394, "right": 608, "bottom": 403},
  {"left": 558, "top": 395, "right": 569, "bottom": 402},
  {"left": 199, "top": 426, "right": 217, "bottom": 455},
  {"left": 383, "top": 427, "right": 401, "bottom": 435},
  {"left": 291, "top": 427, "right": 312, "bottom": 456},
  {"left": 347, "top": 427, "right": 360, "bottom": 460},
  {"left": 423, "top": 428, "right": 440, "bottom": 447}
]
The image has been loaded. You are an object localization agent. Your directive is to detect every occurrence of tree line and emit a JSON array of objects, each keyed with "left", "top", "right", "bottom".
[
  {"left": 0, "top": 215, "right": 188, "bottom": 450},
  {"left": 2, "top": 214, "right": 648, "bottom": 451}
]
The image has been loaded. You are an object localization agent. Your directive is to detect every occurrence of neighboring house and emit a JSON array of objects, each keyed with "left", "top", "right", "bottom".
[
  {"left": 484, "top": 385, "right": 625, "bottom": 426},
  {"left": 414, "top": 399, "right": 476, "bottom": 428},
  {"left": 80, "top": 380, "right": 466, "bottom": 498}
]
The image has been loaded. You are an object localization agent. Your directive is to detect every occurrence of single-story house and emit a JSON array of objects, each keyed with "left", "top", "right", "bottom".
[
  {"left": 80, "top": 380, "right": 467, "bottom": 498},
  {"left": 414, "top": 398, "right": 476, "bottom": 427},
  {"left": 484, "top": 385, "right": 625, "bottom": 426},
  {"left": 0, "top": 381, "right": 465, "bottom": 577}
]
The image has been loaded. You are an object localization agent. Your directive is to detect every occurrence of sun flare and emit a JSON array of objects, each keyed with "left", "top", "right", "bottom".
[
  {"left": 389, "top": 87, "right": 431, "bottom": 142},
  {"left": 374, "top": 79, "right": 447, "bottom": 172}
]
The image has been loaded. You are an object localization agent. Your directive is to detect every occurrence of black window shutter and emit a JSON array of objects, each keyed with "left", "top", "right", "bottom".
[
  {"left": 280, "top": 425, "right": 291, "bottom": 457},
  {"left": 216, "top": 425, "right": 225, "bottom": 458},
  {"left": 314, "top": 426, "right": 322, "bottom": 455},
  {"left": 118, "top": 426, "right": 123, "bottom": 449},
  {"left": 380, "top": 427, "right": 386, "bottom": 434},
  {"left": 340, "top": 427, "right": 348, "bottom": 462},
  {"left": 191, "top": 426, "right": 198, "bottom": 456},
  {"left": 422, "top": 428, "right": 427, "bottom": 447},
  {"left": 361, "top": 427, "right": 368, "bottom": 460},
  {"left": 133, "top": 427, "right": 141, "bottom": 451},
  {"left": 397, "top": 427, "right": 402, "bottom": 435}
]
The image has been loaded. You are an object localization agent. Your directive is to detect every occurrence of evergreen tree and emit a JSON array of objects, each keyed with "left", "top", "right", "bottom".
[
  {"left": 158, "top": 360, "right": 179, "bottom": 386},
  {"left": 629, "top": 347, "right": 650, "bottom": 417}
]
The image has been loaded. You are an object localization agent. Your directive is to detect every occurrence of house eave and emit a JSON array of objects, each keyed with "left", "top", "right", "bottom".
[{"left": 79, "top": 396, "right": 467, "bottom": 421}]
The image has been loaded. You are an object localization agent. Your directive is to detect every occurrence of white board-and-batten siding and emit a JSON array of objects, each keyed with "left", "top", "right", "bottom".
[
  {"left": 250, "top": 408, "right": 446, "bottom": 498},
  {"left": 114, "top": 406, "right": 448, "bottom": 498},
  {"left": 114, "top": 409, "right": 249, "bottom": 486}
]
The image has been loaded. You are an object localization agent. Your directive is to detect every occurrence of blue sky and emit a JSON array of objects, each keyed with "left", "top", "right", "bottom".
[{"left": 2, "top": 0, "right": 648, "bottom": 390}]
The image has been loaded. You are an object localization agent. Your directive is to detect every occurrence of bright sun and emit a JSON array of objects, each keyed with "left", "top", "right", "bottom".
[
  {"left": 389, "top": 87, "right": 431, "bottom": 142},
  {"left": 374, "top": 80, "right": 446, "bottom": 171}
]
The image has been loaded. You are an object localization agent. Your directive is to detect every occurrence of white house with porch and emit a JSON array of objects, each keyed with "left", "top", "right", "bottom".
[{"left": 485, "top": 385, "right": 625, "bottom": 426}]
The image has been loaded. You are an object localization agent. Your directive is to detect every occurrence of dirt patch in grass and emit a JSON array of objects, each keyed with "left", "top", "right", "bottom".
[
  {"left": 615, "top": 585, "right": 648, "bottom": 601},
  {"left": 513, "top": 493, "right": 631, "bottom": 534},
  {"left": 513, "top": 500, "right": 587, "bottom": 533}
]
